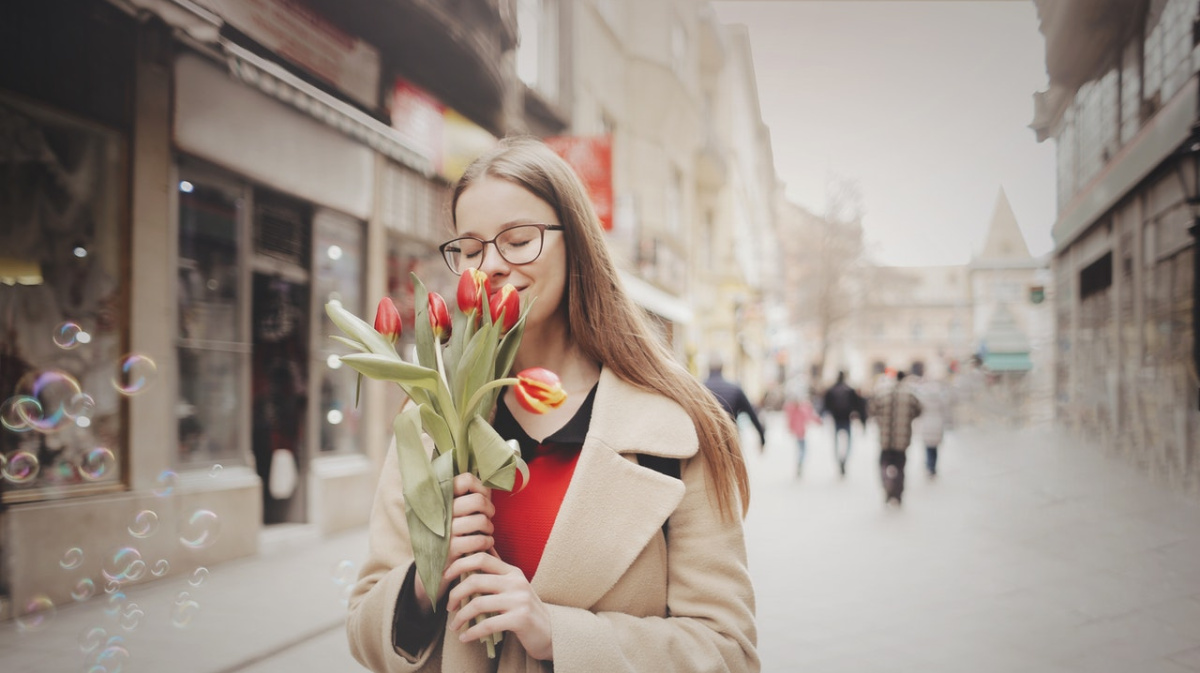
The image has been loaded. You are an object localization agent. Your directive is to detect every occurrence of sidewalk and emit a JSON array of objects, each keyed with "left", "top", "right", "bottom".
[
  {"left": 7, "top": 414, "right": 1200, "bottom": 672},
  {"left": 2, "top": 524, "right": 370, "bottom": 673},
  {"left": 746, "top": 413, "right": 1200, "bottom": 673}
]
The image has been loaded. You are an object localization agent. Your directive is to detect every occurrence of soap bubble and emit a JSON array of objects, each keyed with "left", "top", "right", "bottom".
[
  {"left": 332, "top": 560, "right": 356, "bottom": 586},
  {"left": 60, "top": 547, "right": 84, "bottom": 570},
  {"left": 53, "top": 322, "right": 86, "bottom": 349},
  {"left": 188, "top": 567, "right": 209, "bottom": 587},
  {"left": 72, "top": 578, "right": 97, "bottom": 602},
  {"left": 180, "top": 510, "right": 220, "bottom": 549},
  {"left": 112, "top": 354, "right": 157, "bottom": 395},
  {"left": 79, "top": 447, "right": 117, "bottom": 481},
  {"left": 80, "top": 626, "right": 107, "bottom": 653},
  {"left": 171, "top": 599, "right": 201, "bottom": 629},
  {"left": 3, "top": 451, "right": 40, "bottom": 484},
  {"left": 102, "top": 548, "right": 144, "bottom": 583},
  {"left": 1, "top": 396, "right": 41, "bottom": 432},
  {"left": 127, "top": 510, "right": 159, "bottom": 539},
  {"left": 151, "top": 559, "right": 169, "bottom": 577},
  {"left": 152, "top": 469, "right": 178, "bottom": 497},
  {"left": 16, "top": 595, "right": 55, "bottom": 633}
]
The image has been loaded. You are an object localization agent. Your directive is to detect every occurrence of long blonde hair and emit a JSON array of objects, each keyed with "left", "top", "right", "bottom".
[{"left": 451, "top": 137, "right": 749, "bottom": 520}]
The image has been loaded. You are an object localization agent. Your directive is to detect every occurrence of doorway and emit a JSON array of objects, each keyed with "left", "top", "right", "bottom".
[{"left": 251, "top": 194, "right": 311, "bottom": 525}]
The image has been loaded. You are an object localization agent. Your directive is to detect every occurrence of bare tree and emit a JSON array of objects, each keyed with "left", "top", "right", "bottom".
[{"left": 779, "top": 177, "right": 869, "bottom": 382}]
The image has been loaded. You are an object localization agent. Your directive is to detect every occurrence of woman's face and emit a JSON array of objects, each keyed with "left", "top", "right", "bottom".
[{"left": 454, "top": 175, "right": 567, "bottom": 334}]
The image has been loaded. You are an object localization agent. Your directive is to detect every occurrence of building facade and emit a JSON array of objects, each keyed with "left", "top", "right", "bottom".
[
  {"left": 1032, "top": 0, "right": 1199, "bottom": 492},
  {"left": 0, "top": 0, "right": 518, "bottom": 621}
]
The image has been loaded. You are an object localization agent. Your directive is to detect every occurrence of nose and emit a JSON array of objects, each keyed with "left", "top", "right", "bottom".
[{"left": 478, "top": 241, "right": 510, "bottom": 277}]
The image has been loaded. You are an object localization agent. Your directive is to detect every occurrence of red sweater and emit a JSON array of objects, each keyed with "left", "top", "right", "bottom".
[{"left": 490, "top": 386, "right": 596, "bottom": 582}]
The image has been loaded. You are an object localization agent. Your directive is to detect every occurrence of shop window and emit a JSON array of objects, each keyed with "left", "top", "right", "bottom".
[
  {"left": 314, "top": 210, "right": 365, "bottom": 454},
  {"left": 0, "top": 94, "right": 125, "bottom": 501},
  {"left": 177, "top": 170, "right": 246, "bottom": 467}
]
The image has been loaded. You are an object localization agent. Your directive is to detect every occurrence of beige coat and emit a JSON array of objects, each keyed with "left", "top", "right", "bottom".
[{"left": 346, "top": 367, "right": 759, "bottom": 672}]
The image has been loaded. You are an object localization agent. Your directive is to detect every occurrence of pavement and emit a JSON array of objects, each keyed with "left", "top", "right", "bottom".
[{"left": 4, "top": 412, "right": 1200, "bottom": 672}]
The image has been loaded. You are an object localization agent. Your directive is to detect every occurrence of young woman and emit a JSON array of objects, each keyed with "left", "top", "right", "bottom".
[{"left": 346, "top": 137, "right": 759, "bottom": 672}]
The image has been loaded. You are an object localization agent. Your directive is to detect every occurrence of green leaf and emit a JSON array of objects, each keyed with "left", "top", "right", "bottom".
[
  {"left": 419, "top": 403, "right": 455, "bottom": 457},
  {"left": 354, "top": 373, "right": 362, "bottom": 408},
  {"left": 325, "top": 302, "right": 398, "bottom": 358},
  {"left": 445, "top": 305, "right": 472, "bottom": 378},
  {"left": 410, "top": 450, "right": 456, "bottom": 603},
  {"left": 339, "top": 353, "right": 440, "bottom": 390},
  {"left": 393, "top": 407, "right": 447, "bottom": 537},
  {"left": 410, "top": 274, "right": 437, "bottom": 371},
  {"left": 455, "top": 322, "right": 499, "bottom": 417},
  {"left": 467, "top": 416, "right": 523, "bottom": 491},
  {"left": 329, "top": 335, "right": 369, "bottom": 354}
]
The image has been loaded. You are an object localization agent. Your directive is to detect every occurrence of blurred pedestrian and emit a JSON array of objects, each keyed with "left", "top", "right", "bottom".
[
  {"left": 704, "top": 352, "right": 767, "bottom": 452},
  {"left": 868, "top": 371, "right": 922, "bottom": 506},
  {"left": 914, "top": 375, "right": 952, "bottom": 477},
  {"left": 822, "top": 371, "right": 863, "bottom": 476},
  {"left": 783, "top": 385, "right": 821, "bottom": 477}
]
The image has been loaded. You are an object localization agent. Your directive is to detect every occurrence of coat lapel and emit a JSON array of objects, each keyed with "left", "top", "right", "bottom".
[{"left": 531, "top": 368, "right": 698, "bottom": 608}]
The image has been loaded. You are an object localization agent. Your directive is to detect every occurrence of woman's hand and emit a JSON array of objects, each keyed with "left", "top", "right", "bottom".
[
  {"left": 444, "top": 552, "right": 554, "bottom": 661},
  {"left": 411, "top": 473, "right": 495, "bottom": 612}
]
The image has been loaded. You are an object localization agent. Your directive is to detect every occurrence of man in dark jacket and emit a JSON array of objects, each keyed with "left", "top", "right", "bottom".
[
  {"left": 822, "top": 371, "right": 864, "bottom": 476},
  {"left": 704, "top": 353, "right": 767, "bottom": 451}
]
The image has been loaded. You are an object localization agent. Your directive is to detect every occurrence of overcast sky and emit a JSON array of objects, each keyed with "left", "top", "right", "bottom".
[{"left": 711, "top": 0, "right": 1056, "bottom": 267}]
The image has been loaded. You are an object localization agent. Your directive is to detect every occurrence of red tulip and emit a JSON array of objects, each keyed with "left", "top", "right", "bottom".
[
  {"left": 374, "top": 297, "right": 402, "bottom": 344},
  {"left": 489, "top": 284, "right": 520, "bottom": 334},
  {"left": 428, "top": 292, "right": 451, "bottom": 343},
  {"left": 456, "top": 268, "right": 487, "bottom": 316},
  {"left": 513, "top": 368, "right": 567, "bottom": 414}
]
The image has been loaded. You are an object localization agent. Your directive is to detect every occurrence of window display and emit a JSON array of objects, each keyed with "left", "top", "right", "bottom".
[{"left": 0, "top": 94, "right": 125, "bottom": 500}]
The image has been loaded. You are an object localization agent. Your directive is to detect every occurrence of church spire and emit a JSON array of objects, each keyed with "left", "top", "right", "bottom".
[{"left": 976, "top": 188, "right": 1032, "bottom": 262}]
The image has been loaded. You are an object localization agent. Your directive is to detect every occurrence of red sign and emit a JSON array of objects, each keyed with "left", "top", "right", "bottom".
[{"left": 544, "top": 135, "right": 613, "bottom": 231}]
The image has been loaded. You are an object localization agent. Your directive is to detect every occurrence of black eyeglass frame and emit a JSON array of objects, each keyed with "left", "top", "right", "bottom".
[{"left": 438, "top": 223, "right": 565, "bottom": 274}]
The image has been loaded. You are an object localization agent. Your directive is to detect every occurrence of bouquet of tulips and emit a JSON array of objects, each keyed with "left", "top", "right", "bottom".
[{"left": 325, "top": 269, "right": 566, "bottom": 658}]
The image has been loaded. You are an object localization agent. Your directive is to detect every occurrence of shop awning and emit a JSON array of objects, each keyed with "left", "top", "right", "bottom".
[{"left": 983, "top": 352, "right": 1033, "bottom": 372}]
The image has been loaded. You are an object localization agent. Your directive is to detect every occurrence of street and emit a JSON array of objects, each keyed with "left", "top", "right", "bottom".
[{"left": 5, "top": 413, "right": 1200, "bottom": 672}]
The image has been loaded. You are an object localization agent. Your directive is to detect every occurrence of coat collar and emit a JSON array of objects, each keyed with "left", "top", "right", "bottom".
[{"left": 530, "top": 367, "right": 698, "bottom": 607}]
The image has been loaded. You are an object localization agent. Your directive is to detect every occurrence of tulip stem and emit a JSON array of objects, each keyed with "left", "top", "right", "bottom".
[{"left": 463, "top": 378, "right": 518, "bottom": 421}]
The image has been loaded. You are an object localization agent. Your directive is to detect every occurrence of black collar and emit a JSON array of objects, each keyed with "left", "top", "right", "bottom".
[{"left": 493, "top": 383, "right": 599, "bottom": 459}]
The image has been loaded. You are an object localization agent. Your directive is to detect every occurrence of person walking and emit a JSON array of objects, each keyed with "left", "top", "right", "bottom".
[
  {"left": 783, "top": 386, "right": 821, "bottom": 477},
  {"left": 915, "top": 376, "right": 952, "bottom": 477},
  {"left": 345, "top": 137, "right": 758, "bottom": 672},
  {"left": 868, "top": 370, "right": 923, "bottom": 506},
  {"left": 822, "top": 371, "right": 863, "bottom": 476},
  {"left": 703, "top": 352, "right": 767, "bottom": 452}
]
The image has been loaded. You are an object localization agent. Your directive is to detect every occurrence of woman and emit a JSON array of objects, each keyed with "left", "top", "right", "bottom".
[
  {"left": 783, "top": 385, "right": 821, "bottom": 477},
  {"left": 346, "top": 137, "right": 759, "bottom": 672}
]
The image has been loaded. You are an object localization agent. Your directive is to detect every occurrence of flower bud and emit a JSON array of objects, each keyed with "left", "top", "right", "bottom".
[
  {"left": 373, "top": 297, "right": 402, "bottom": 345},
  {"left": 489, "top": 284, "right": 520, "bottom": 334},
  {"left": 428, "top": 292, "right": 451, "bottom": 343},
  {"left": 513, "top": 368, "right": 567, "bottom": 414},
  {"left": 456, "top": 268, "right": 487, "bottom": 316}
]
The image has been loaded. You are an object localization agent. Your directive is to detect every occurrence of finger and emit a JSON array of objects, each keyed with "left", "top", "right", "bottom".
[
  {"left": 451, "top": 492, "right": 495, "bottom": 519},
  {"left": 447, "top": 533, "right": 493, "bottom": 563},
  {"left": 452, "top": 472, "right": 491, "bottom": 498},
  {"left": 444, "top": 551, "right": 510, "bottom": 583},
  {"left": 448, "top": 592, "right": 512, "bottom": 632},
  {"left": 450, "top": 512, "right": 494, "bottom": 537},
  {"left": 446, "top": 570, "right": 518, "bottom": 612}
]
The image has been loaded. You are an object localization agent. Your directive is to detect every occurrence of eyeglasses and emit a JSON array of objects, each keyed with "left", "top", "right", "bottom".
[{"left": 438, "top": 224, "right": 564, "bottom": 275}]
